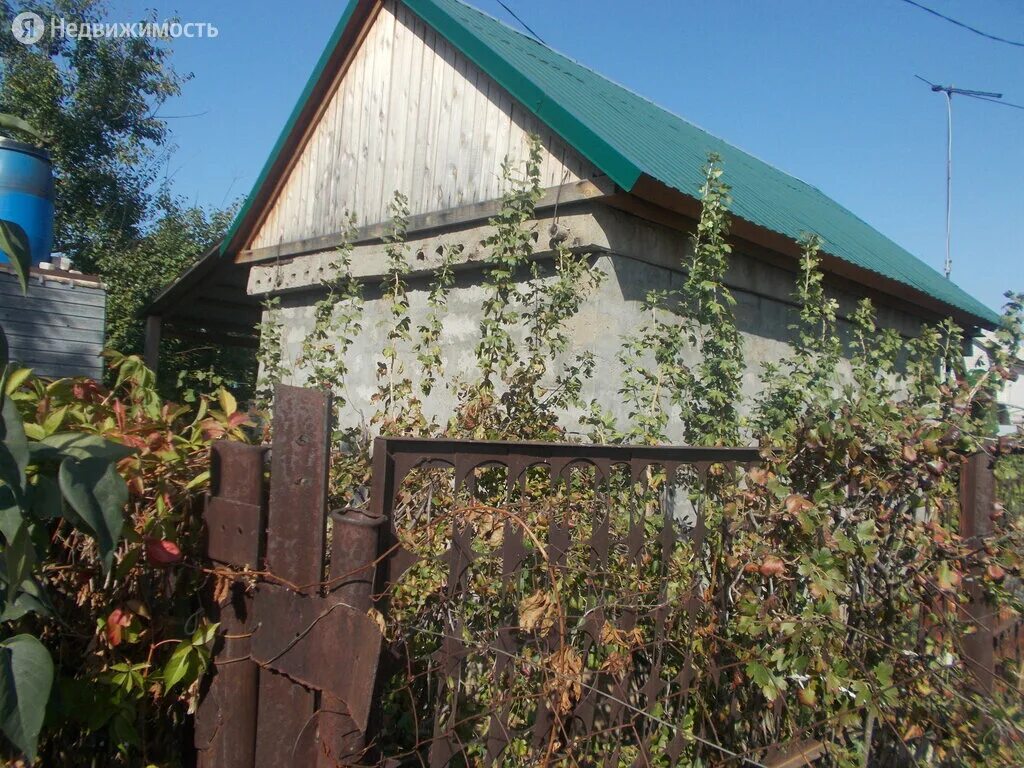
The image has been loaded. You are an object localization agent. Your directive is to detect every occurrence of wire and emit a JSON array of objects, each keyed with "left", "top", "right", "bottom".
[
  {"left": 898, "top": 0, "right": 1024, "bottom": 48},
  {"left": 962, "top": 93, "right": 1024, "bottom": 110},
  {"left": 494, "top": 0, "right": 546, "bottom": 45},
  {"left": 410, "top": 625, "right": 773, "bottom": 767}
]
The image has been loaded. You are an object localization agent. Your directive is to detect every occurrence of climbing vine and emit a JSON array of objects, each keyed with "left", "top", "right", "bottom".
[{"left": 253, "top": 138, "right": 1024, "bottom": 767}]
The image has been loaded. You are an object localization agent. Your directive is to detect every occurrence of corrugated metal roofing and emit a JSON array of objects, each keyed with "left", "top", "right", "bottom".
[
  {"left": 222, "top": 0, "right": 997, "bottom": 326},
  {"left": 402, "top": 0, "right": 998, "bottom": 325}
]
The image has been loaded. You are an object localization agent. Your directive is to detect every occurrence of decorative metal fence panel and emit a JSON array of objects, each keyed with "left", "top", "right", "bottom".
[
  {"left": 367, "top": 437, "right": 761, "bottom": 766},
  {"left": 192, "top": 385, "right": 1015, "bottom": 766}
]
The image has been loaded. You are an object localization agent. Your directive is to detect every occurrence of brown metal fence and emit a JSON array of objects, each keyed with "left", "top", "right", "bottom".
[{"left": 192, "top": 385, "right": 1017, "bottom": 766}]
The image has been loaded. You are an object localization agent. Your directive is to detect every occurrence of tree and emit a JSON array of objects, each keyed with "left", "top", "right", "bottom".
[
  {"left": 0, "top": 0, "right": 186, "bottom": 275},
  {"left": 100, "top": 195, "right": 255, "bottom": 400},
  {"left": 0, "top": 3, "right": 255, "bottom": 396}
]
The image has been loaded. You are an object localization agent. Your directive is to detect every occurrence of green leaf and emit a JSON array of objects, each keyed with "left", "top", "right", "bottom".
[
  {"left": 0, "top": 634, "right": 53, "bottom": 761},
  {"left": 162, "top": 641, "right": 194, "bottom": 693},
  {"left": 3, "top": 369, "right": 31, "bottom": 397},
  {"left": 0, "top": 585, "right": 49, "bottom": 622},
  {"left": 58, "top": 457, "right": 128, "bottom": 573},
  {"left": 4, "top": 523, "right": 35, "bottom": 593},
  {"left": 0, "top": 221, "right": 32, "bottom": 295},
  {"left": 34, "top": 433, "right": 136, "bottom": 463},
  {"left": 217, "top": 388, "right": 237, "bottom": 416},
  {"left": 0, "top": 396, "right": 28, "bottom": 501},
  {"left": 30, "top": 475, "right": 62, "bottom": 521},
  {"left": 0, "top": 487, "right": 20, "bottom": 542}
]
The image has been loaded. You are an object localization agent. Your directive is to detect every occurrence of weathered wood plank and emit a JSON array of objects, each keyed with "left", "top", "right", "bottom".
[
  {"left": 0, "top": 313, "right": 104, "bottom": 335},
  {"left": 238, "top": 178, "right": 614, "bottom": 266},
  {"left": 5, "top": 330, "right": 104, "bottom": 355},
  {"left": 0, "top": 295, "right": 106, "bottom": 319},
  {"left": 0, "top": 281, "right": 106, "bottom": 306},
  {"left": 248, "top": 3, "right": 597, "bottom": 249}
]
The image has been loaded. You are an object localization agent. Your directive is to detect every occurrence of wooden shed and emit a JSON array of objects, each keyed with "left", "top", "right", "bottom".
[
  {"left": 1, "top": 259, "right": 106, "bottom": 380},
  {"left": 146, "top": 0, "right": 997, "bottom": 422}
]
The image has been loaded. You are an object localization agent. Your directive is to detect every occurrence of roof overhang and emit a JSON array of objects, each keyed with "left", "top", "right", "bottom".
[
  {"left": 202, "top": 0, "right": 997, "bottom": 333},
  {"left": 145, "top": 242, "right": 260, "bottom": 348}
]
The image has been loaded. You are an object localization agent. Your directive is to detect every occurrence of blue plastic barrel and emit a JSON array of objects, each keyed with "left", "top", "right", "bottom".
[{"left": 0, "top": 138, "right": 54, "bottom": 266}]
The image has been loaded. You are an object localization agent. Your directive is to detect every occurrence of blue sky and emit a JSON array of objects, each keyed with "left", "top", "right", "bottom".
[{"left": 106, "top": 0, "right": 1022, "bottom": 313}]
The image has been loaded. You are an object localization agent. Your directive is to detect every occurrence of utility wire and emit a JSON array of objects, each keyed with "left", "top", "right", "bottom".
[
  {"left": 898, "top": 0, "right": 1024, "bottom": 48},
  {"left": 495, "top": 0, "right": 546, "bottom": 45}
]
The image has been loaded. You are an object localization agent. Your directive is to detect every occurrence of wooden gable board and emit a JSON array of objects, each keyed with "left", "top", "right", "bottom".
[{"left": 247, "top": 0, "right": 597, "bottom": 251}]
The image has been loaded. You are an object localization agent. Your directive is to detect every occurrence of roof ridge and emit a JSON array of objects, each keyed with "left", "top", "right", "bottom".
[
  {"left": 420, "top": 0, "right": 995, "bottom": 324},
  {"left": 446, "top": 0, "right": 844, "bottom": 204}
]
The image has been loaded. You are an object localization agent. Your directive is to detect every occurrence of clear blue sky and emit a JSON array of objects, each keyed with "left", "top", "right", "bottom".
[{"left": 109, "top": 0, "right": 1022, "bottom": 313}]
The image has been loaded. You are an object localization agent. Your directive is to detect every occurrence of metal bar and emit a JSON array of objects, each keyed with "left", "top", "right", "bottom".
[
  {"left": 254, "top": 385, "right": 332, "bottom": 767},
  {"left": 960, "top": 452, "right": 996, "bottom": 694},
  {"left": 379, "top": 436, "right": 761, "bottom": 466},
  {"left": 195, "top": 442, "right": 267, "bottom": 768},
  {"left": 317, "top": 508, "right": 387, "bottom": 767}
]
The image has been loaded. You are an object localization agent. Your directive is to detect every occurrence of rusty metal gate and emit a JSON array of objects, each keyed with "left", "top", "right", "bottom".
[
  {"left": 193, "top": 385, "right": 764, "bottom": 765},
  {"left": 196, "top": 386, "right": 389, "bottom": 767},
  {"left": 193, "top": 385, "right": 1014, "bottom": 766}
]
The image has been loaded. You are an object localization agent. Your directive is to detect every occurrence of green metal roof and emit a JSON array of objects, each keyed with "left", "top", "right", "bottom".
[{"left": 227, "top": 0, "right": 999, "bottom": 326}]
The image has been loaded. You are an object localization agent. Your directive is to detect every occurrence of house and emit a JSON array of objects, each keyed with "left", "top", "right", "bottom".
[
  {"left": 968, "top": 333, "right": 1024, "bottom": 435},
  {"left": 145, "top": 0, "right": 998, "bottom": 429},
  {"left": 1, "top": 256, "right": 106, "bottom": 380}
]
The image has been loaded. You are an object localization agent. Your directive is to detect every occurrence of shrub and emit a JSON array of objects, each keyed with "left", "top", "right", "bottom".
[{"left": 0, "top": 350, "right": 251, "bottom": 765}]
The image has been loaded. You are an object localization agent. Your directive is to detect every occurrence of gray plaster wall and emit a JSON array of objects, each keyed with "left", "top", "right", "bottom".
[{"left": 250, "top": 203, "right": 926, "bottom": 439}]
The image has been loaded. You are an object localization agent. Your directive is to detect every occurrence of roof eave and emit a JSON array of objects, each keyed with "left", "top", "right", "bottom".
[{"left": 630, "top": 174, "right": 999, "bottom": 332}]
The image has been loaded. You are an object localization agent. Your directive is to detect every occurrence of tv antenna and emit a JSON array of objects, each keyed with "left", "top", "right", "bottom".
[{"left": 916, "top": 75, "right": 1004, "bottom": 279}]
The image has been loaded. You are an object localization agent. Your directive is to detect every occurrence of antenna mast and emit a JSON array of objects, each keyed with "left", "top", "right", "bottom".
[{"left": 916, "top": 76, "right": 1003, "bottom": 279}]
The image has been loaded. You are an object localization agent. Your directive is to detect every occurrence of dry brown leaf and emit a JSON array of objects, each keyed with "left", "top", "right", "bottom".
[
  {"left": 759, "top": 555, "right": 787, "bottom": 578},
  {"left": 784, "top": 494, "right": 814, "bottom": 516},
  {"left": 367, "top": 607, "right": 388, "bottom": 638},
  {"left": 546, "top": 647, "right": 583, "bottom": 715},
  {"left": 212, "top": 574, "right": 232, "bottom": 606},
  {"left": 601, "top": 651, "right": 630, "bottom": 676},
  {"left": 518, "top": 590, "right": 556, "bottom": 634}
]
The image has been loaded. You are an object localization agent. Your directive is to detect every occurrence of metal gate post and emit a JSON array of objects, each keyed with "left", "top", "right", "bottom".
[
  {"left": 195, "top": 441, "right": 268, "bottom": 768},
  {"left": 960, "top": 452, "right": 996, "bottom": 694},
  {"left": 316, "top": 507, "right": 387, "bottom": 766},
  {"left": 254, "top": 385, "right": 333, "bottom": 767}
]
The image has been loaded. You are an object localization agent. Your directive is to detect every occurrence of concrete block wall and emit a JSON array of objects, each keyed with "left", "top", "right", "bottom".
[{"left": 250, "top": 203, "right": 927, "bottom": 439}]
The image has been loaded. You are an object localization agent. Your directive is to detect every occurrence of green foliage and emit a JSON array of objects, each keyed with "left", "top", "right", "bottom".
[
  {"left": 297, "top": 213, "right": 363, "bottom": 409},
  {"left": 100, "top": 195, "right": 252, "bottom": 399},
  {"left": 0, "top": 220, "right": 31, "bottom": 294},
  {"left": 596, "top": 154, "right": 743, "bottom": 445},
  {"left": 372, "top": 193, "right": 421, "bottom": 434},
  {"left": 254, "top": 295, "right": 287, "bottom": 413},
  {"left": 0, "top": 633, "right": 52, "bottom": 760},
  {"left": 755, "top": 234, "right": 841, "bottom": 435},
  {"left": 414, "top": 242, "right": 459, "bottom": 398},
  {"left": 0, "top": 0, "right": 185, "bottom": 275},
  {"left": 0, "top": 343, "right": 249, "bottom": 764}
]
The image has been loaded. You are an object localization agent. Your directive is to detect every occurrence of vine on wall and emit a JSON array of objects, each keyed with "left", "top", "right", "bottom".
[{"left": 251, "top": 137, "right": 1024, "bottom": 766}]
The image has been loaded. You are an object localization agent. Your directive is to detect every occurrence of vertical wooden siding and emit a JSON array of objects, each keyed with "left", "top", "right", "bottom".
[
  {"left": 248, "top": 0, "right": 596, "bottom": 250},
  {"left": 0, "top": 272, "right": 106, "bottom": 380}
]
